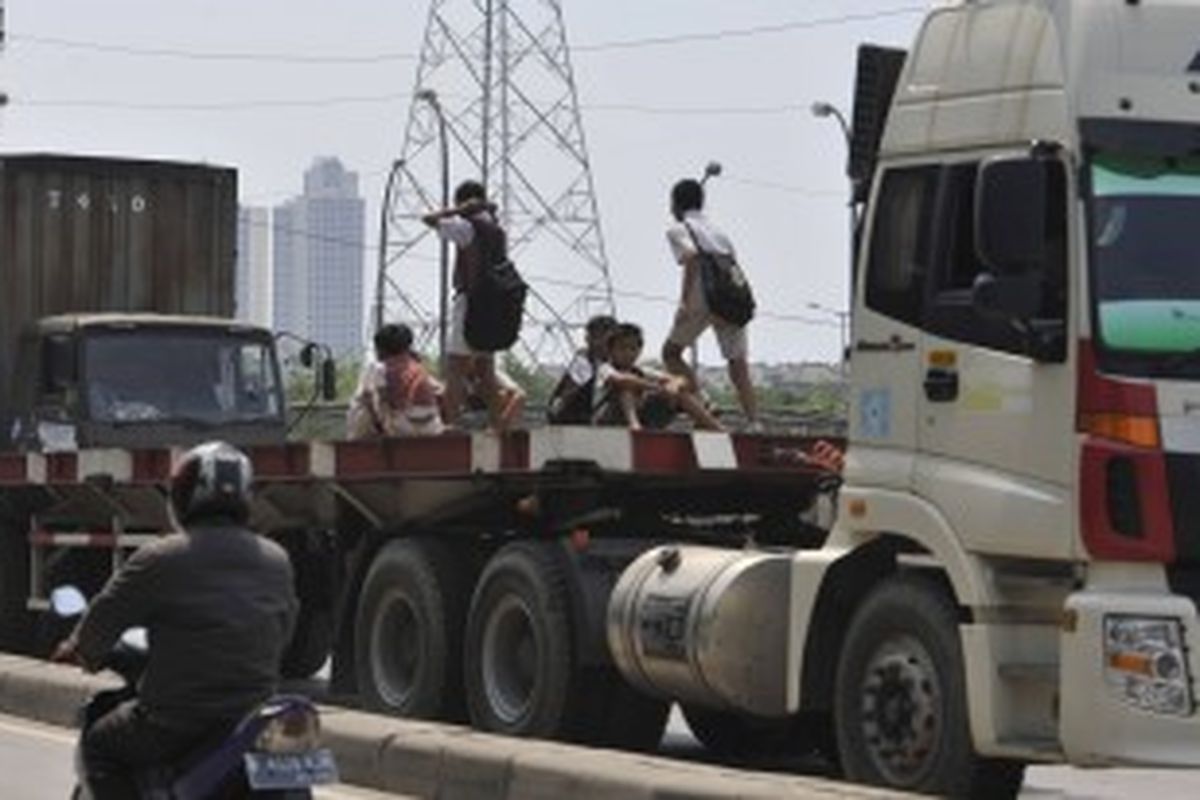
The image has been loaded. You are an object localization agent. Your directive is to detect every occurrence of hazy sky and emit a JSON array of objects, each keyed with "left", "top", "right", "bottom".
[{"left": 1, "top": 1, "right": 923, "bottom": 364}]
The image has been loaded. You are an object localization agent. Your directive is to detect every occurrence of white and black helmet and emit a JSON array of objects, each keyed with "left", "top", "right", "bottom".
[{"left": 169, "top": 441, "right": 253, "bottom": 525}]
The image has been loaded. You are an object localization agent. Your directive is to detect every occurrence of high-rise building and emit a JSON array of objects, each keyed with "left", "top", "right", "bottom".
[
  {"left": 272, "top": 157, "right": 365, "bottom": 358},
  {"left": 235, "top": 206, "right": 271, "bottom": 327}
]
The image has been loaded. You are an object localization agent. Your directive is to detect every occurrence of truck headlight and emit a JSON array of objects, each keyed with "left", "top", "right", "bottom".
[{"left": 1104, "top": 616, "right": 1194, "bottom": 717}]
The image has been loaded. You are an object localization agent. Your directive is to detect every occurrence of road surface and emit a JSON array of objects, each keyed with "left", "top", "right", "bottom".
[
  {"left": 658, "top": 707, "right": 1200, "bottom": 799},
  {"left": 2, "top": 701, "right": 1199, "bottom": 799},
  {"left": 0, "top": 712, "right": 407, "bottom": 799}
]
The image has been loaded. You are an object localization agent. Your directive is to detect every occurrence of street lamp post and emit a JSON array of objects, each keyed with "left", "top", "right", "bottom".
[
  {"left": 374, "top": 158, "right": 406, "bottom": 333},
  {"left": 807, "top": 301, "right": 850, "bottom": 375},
  {"left": 810, "top": 101, "right": 856, "bottom": 376},
  {"left": 417, "top": 88, "right": 451, "bottom": 369}
]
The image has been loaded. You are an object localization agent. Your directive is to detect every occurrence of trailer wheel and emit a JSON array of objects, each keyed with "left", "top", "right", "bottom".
[
  {"left": 0, "top": 522, "right": 34, "bottom": 653},
  {"left": 834, "top": 574, "right": 1025, "bottom": 798},
  {"left": 354, "top": 538, "right": 467, "bottom": 720},
  {"left": 464, "top": 542, "right": 579, "bottom": 739}
]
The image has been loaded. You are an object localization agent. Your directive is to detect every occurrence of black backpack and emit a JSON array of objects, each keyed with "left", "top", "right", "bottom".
[
  {"left": 464, "top": 217, "right": 527, "bottom": 352},
  {"left": 684, "top": 221, "right": 755, "bottom": 328},
  {"left": 546, "top": 360, "right": 596, "bottom": 425}
]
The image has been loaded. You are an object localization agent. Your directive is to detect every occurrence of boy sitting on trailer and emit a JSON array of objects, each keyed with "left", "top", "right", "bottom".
[
  {"left": 547, "top": 314, "right": 618, "bottom": 425},
  {"left": 592, "top": 323, "right": 724, "bottom": 432},
  {"left": 347, "top": 324, "right": 445, "bottom": 438}
]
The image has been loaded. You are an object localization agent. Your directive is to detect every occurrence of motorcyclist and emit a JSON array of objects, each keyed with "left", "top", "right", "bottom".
[{"left": 52, "top": 441, "right": 299, "bottom": 799}]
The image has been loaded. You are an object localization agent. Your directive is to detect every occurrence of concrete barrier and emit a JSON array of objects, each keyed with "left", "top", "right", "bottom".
[{"left": 0, "top": 655, "right": 906, "bottom": 799}]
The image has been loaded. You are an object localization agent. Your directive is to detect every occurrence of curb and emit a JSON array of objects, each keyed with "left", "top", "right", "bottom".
[{"left": 0, "top": 655, "right": 905, "bottom": 799}]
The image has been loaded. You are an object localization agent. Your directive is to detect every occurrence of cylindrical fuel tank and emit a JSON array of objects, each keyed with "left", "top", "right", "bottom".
[{"left": 607, "top": 545, "right": 791, "bottom": 718}]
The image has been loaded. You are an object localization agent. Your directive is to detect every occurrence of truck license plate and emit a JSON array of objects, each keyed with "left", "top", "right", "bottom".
[{"left": 244, "top": 748, "right": 339, "bottom": 789}]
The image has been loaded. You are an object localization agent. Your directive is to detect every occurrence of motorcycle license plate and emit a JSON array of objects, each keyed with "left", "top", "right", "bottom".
[{"left": 244, "top": 748, "right": 339, "bottom": 789}]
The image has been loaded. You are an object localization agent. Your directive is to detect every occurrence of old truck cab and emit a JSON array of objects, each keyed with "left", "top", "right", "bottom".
[{"left": 9, "top": 314, "right": 287, "bottom": 450}]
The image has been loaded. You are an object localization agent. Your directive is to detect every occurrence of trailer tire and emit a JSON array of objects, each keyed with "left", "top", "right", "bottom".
[
  {"left": 464, "top": 541, "right": 579, "bottom": 739},
  {"left": 834, "top": 574, "right": 1025, "bottom": 798},
  {"left": 0, "top": 522, "right": 34, "bottom": 653},
  {"left": 354, "top": 538, "right": 467, "bottom": 720}
]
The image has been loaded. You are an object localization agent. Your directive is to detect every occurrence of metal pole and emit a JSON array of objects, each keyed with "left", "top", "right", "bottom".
[
  {"left": 374, "top": 160, "right": 405, "bottom": 333},
  {"left": 482, "top": 0, "right": 494, "bottom": 191},
  {"left": 437, "top": 106, "right": 450, "bottom": 370}
]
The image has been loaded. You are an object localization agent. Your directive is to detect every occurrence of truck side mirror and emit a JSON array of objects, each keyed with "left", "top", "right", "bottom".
[
  {"left": 41, "top": 335, "right": 78, "bottom": 395},
  {"left": 299, "top": 343, "right": 319, "bottom": 369},
  {"left": 321, "top": 357, "right": 338, "bottom": 402},
  {"left": 975, "top": 157, "right": 1047, "bottom": 274}
]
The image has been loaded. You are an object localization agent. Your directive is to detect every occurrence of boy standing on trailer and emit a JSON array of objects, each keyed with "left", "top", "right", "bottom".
[
  {"left": 422, "top": 181, "right": 506, "bottom": 431},
  {"left": 661, "top": 179, "right": 759, "bottom": 428}
]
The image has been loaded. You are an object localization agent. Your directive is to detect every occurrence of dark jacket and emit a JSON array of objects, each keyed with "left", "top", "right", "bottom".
[{"left": 72, "top": 524, "right": 298, "bottom": 726}]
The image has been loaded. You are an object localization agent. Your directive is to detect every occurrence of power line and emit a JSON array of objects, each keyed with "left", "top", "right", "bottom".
[
  {"left": 18, "top": 92, "right": 414, "bottom": 111},
  {"left": 248, "top": 216, "right": 839, "bottom": 329},
  {"left": 15, "top": 94, "right": 816, "bottom": 117},
  {"left": 7, "top": 7, "right": 923, "bottom": 64},
  {"left": 9, "top": 33, "right": 420, "bottom": 64},
  {"left": 574, "top": 7, "right": 925, "bottom": 53}
]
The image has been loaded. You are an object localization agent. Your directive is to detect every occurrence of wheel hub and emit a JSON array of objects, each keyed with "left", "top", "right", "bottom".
[
  {"left": 482, "top": 595, "right": 538, "bottom": 725},
  {"left": 859, "top": 635, "right": 941, "bottom": 785},
  {"left": 371, "top": 590, "right": 422, "bottom": 709}
]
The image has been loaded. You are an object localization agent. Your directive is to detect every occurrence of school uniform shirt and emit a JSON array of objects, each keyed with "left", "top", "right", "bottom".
[{"left": 665, "top": 210, "right": 737, "bottom": 316}]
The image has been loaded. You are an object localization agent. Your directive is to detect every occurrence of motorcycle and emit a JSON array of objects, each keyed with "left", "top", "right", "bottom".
[{"left": 50, "top": 585, "right": 339, "bottom": 799}]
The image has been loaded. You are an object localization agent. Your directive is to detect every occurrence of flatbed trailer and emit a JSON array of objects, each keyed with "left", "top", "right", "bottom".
[{"left": 0, "top": 428, "right": 838, "bottom": 752}]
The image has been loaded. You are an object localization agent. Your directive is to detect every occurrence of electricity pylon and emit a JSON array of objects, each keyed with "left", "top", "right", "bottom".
[{"left": 375, "top": 0, "right": 615, "bottom": 366}]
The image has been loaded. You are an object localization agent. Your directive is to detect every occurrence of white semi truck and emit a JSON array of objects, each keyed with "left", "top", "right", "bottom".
[
  {"left": 3, "top": 2, "right": 1200, "bottom": 798},
  {"left": 619, "top": 0, "right": 1200, "bottom": 794}
]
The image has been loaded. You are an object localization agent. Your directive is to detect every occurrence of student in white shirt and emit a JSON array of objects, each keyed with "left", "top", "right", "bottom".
[{"left": 662, "top": 179, "right": 759, "bottom": 427}]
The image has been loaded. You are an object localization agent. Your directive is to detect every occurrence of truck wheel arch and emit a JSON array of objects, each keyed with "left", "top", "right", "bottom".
[{"left": 799, "top": 490, "right": 992, "bottom": 714}]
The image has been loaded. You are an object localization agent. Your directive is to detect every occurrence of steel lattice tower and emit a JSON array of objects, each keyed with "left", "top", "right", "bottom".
[{"left": 375, "top": 0, "right": 614, "bottom": 365}]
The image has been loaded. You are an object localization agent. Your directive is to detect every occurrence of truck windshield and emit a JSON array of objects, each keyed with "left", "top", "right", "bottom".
[
  {"left": 83, "top": 329, "right": 283, "bottom": 426},
  {"left": 1091, "top": 152, "right": 1200, "bottom": 355}
]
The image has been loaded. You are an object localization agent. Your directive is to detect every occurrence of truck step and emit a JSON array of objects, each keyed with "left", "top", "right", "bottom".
[
  {"left": 996, "top": 735, "right": 1063, "bottom": 761},
  {"left": 997, "top": 662, "right": 1059, "bottom": 684}
]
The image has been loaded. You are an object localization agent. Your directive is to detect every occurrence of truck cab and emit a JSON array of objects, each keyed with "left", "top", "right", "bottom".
[
  {"left": 8, "top": 314, "right": 287, "bottom": 451},
  {"left": 808, "top": 0, "right": 1200, "bottom": 791}
]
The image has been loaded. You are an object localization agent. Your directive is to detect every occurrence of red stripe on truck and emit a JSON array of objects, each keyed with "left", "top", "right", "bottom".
[
  {"left": 500, "top": 431, "right": 531, "bottom": 471},
  {"left": 0, "top": 455, "right": 26, "bottom": 484},
  {"left": 632, "top": 432, "right": 697, "bottom": 473},
  {"left": 1080, "top": 440, "right": 1175, "bottom": 562},
  {"left": 130, "top": 449, "right": 173, "bottom": 484},
  {"left": 247, "top": 444, "right": 312, "bottom": 480},
  {"left": 43, "top": 454, "right": 78, "bottom": 484},
  {"left": 335, "top": 435, "right": 473, "bottom": 477}
]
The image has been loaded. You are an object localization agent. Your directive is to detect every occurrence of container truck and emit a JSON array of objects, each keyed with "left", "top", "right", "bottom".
[{"left": 0, "top": 154, "right": 291, "bottom": 453}]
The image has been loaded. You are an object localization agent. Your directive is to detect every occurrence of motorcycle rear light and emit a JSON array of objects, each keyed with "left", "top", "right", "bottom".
[
  {"left": 256, "top": 706, "right": 322, "bottom": 754},
  {"left": 1104, "top": 615, "right": 1194, "bottom": 717}
]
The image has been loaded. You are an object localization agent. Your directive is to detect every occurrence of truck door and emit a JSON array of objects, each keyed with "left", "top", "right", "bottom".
[
  {"left": 915, "top": 156, "right": 1075, "bottom": 559},
  {"left": 849, "top": 165, "right": 939, "bottom": 490}
]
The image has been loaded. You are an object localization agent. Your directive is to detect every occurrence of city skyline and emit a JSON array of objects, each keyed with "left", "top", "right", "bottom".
[{"left": 271, "top": 156, "right": 365, "bottom": 358}]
